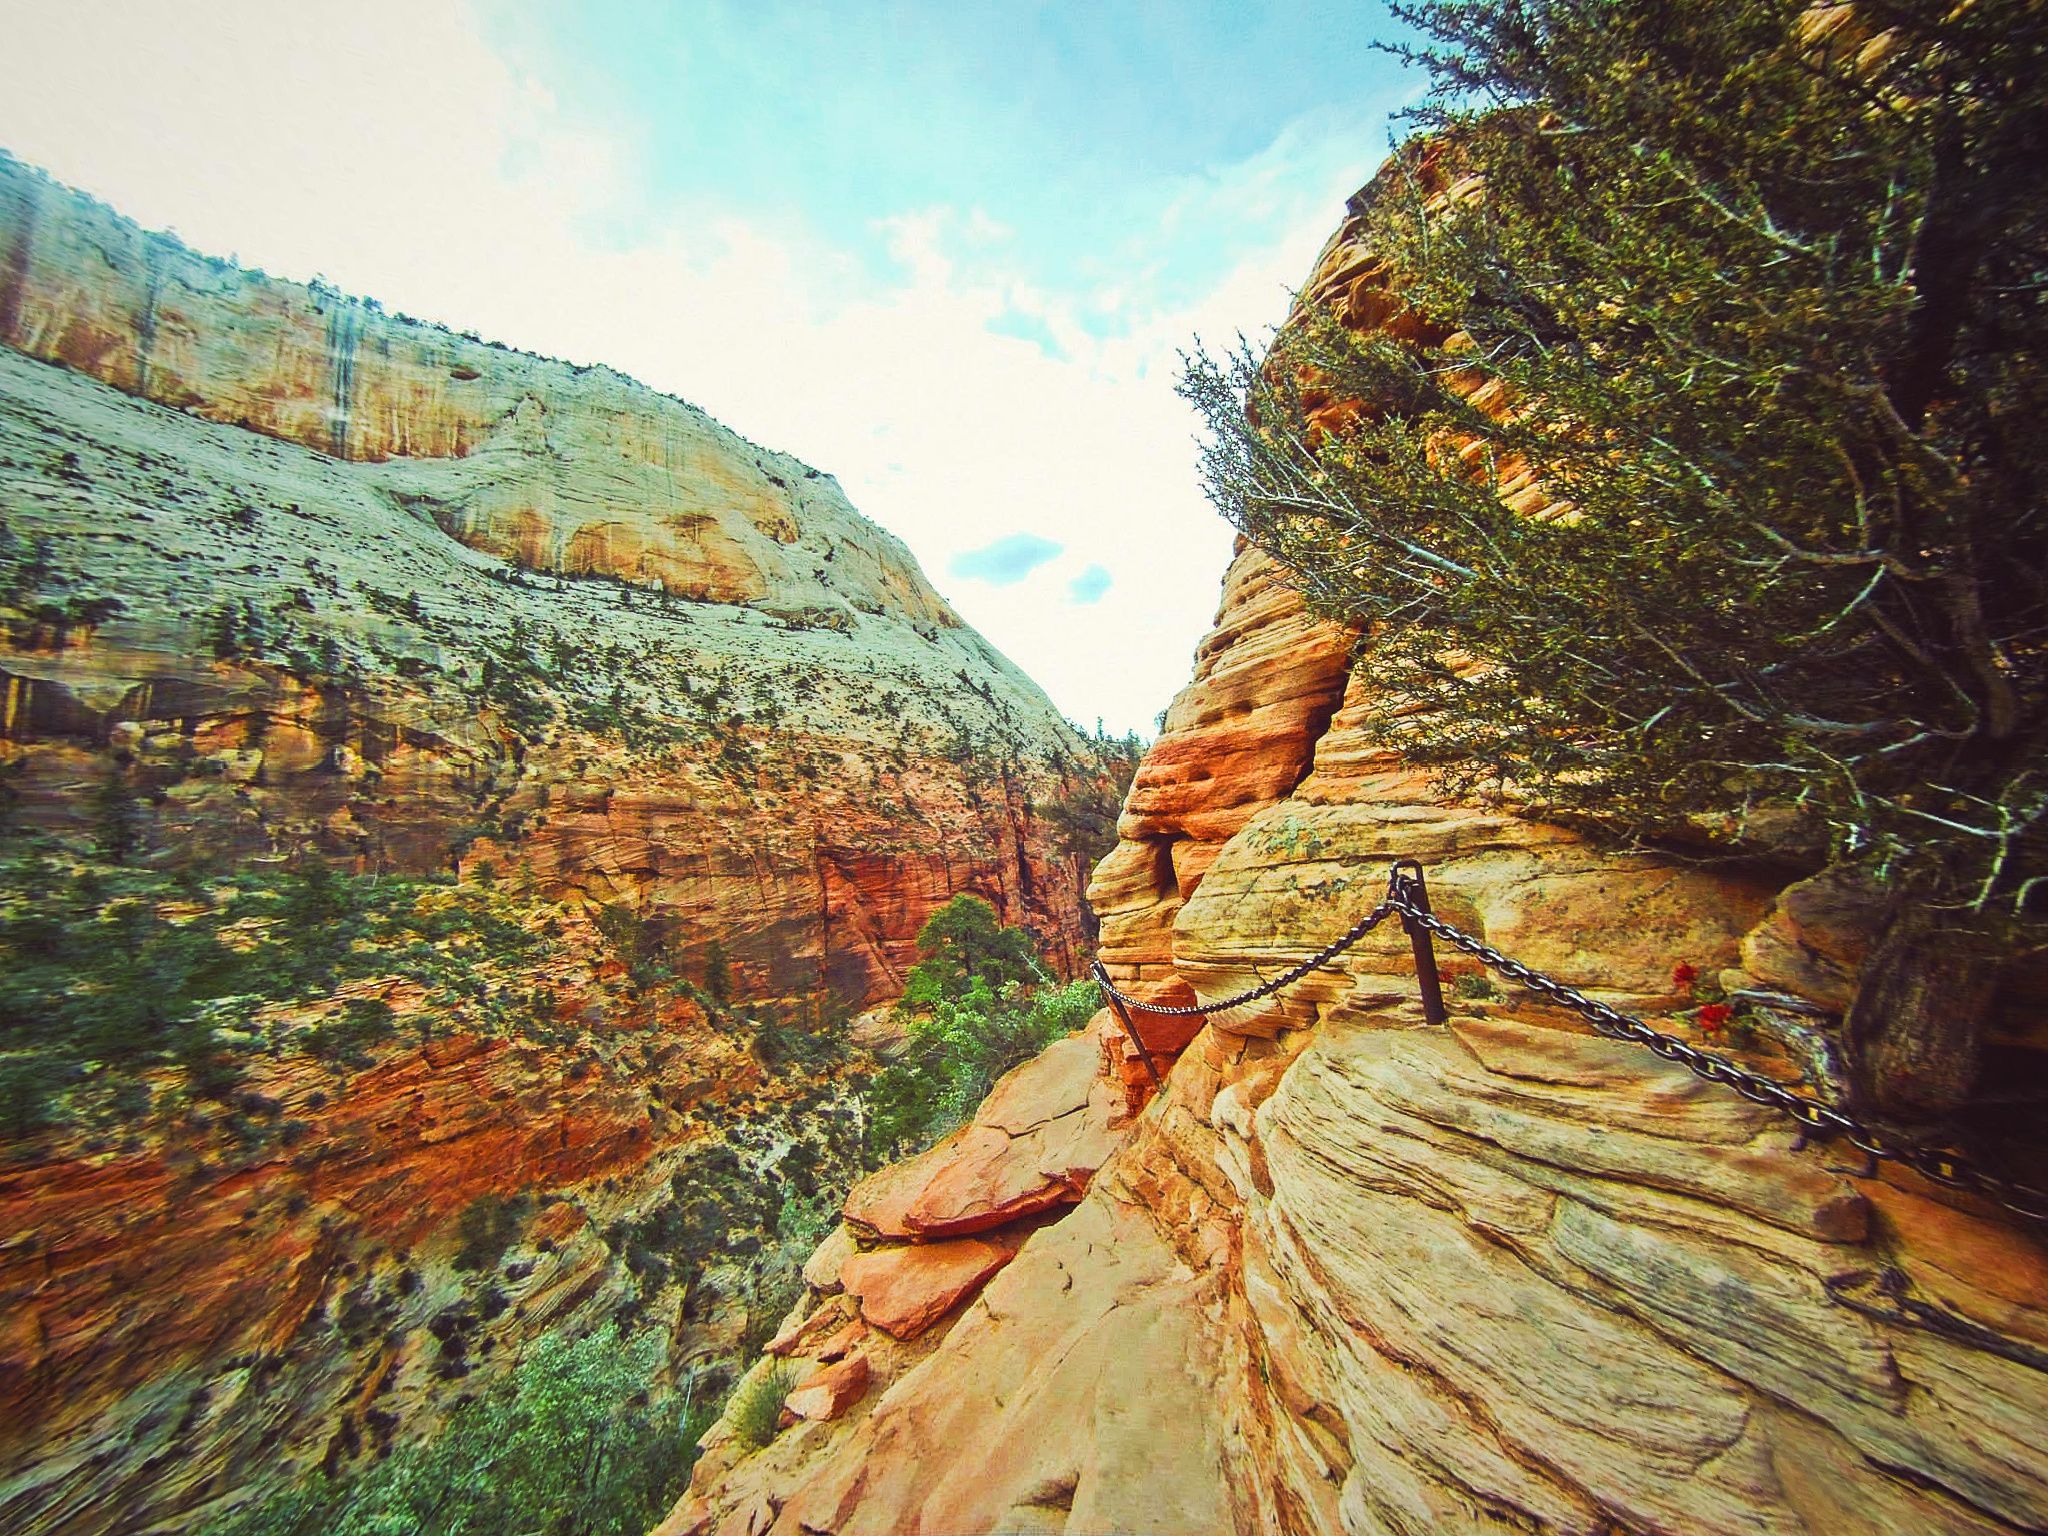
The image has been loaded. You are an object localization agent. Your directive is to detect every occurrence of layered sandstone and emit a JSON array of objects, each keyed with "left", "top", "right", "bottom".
[
  {"left": 0, "top": 939, "right": 885, "bottom": 1536},
  {"left": 0, "top": 153, "right": 1115, "bottom": 1004},
  {"left": 674, "top": 504, "right": 2048, "bottom": 1536},
  {"left": 0, "top": 153, "right": 950, "bottom": 615},
  {"left": 672, "top": 183, "right": 2048, "bottom": 1534}
]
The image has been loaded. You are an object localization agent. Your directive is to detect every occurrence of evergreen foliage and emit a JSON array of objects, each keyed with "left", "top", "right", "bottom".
[
  {"left": 900, "top": 893, "right": 1042, "bottom": 1007},
  {"left": 201, "top": 1325, "right": 701, "bottom": 1536},
  {"left": 0, "top": 846, "right": 552, "bottom": 1137},
  {"left": 867, "top": 974, "right": 1100, "bottom": 1158},
  {"left": 862, "top": 892, "right": 1095, "bottom": 1154},
  {"left": 89, "top": 767, "right": 146, "bottom": 863},
  {"left": 1182, "top": 0, "right": 2048, "bottom": 1111}
]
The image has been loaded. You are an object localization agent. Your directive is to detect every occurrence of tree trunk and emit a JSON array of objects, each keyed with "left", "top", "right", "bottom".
[{"left": 1843, "top": 904, "right": 1999, "bottom": 1120}]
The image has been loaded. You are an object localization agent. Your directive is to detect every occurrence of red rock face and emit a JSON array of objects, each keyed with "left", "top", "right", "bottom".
[
  {"left": 669, "top": 169, "right": 2048, "bottom": 1536},
  {"left": 0, "top": 975, "right": 823, "bottom": 1536},
  {"left": 0, "top": 156, "right": 1125, "bottom": 1536},
  {"left": 672, "top": 490, "right": 2048, "bottom": 1536}
]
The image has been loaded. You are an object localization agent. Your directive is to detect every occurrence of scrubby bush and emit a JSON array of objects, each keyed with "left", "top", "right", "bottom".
[
  {"left": 202, "top": 1324, "right": 697, "bottom": 1536},
  {"left": 727, "top": 1359, "right": 797, "bottom": 1452},
  {"left": 867, "top": 975, "right": 1099, "bottom": 1159},
  {"left": 0, "top": 844, "right": 554, "bottom": 1136},
  {"left": 453, "top": 1192, "right": 530, "bottom": 1273}
]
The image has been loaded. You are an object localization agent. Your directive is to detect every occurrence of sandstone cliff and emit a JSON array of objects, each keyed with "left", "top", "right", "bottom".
[
  {"left": 0, "top": 149, "right": 1116, "bottom": 1004},
  {"left": 669, "top": 190, "right": 2048, "bottom": 1536},
  {"left": 0, "top": 153, "right": 1127, "bottom": 1535}
]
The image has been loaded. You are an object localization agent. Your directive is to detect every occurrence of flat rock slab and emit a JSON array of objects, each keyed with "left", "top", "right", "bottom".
[
  {"left": 843, "top": 1039, "right": 1128, "bottom": 1239},
  {"left": 765, "top": 1296, "right": 854, "bottom": 1358},
  {"left": 840, "top": 1237, "right": 1015, "bottom": 1339},
  {"left": 975, "top": 1032, "right": 1101, "bottom": 1133},
  {"left": 785, "top": 1352, "right": 871, "bottom": 1422},
  {"left": 811, "top": 1317, "right": 868, "bottom": 1363},
  {"left": 845, "top": 1124, "right": 1067, "bottom": 1239}
]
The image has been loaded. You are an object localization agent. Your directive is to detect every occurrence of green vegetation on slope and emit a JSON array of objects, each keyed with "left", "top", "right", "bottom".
[
  {"left": 193, "top": 892, "right": 1096, "bottom": 1530},
  {"left": 201, "top": 1324, "right": 712, "bottom": 1536},
  {"left": 0, "top": 841, "right": 554, "bottom": 1139},
  {"left": 867, "top": 893, "right": 1100, "bottom": 1158}
]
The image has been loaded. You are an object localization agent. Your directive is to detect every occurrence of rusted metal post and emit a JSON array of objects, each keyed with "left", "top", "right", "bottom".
[
  {"left": 1092, "top": 961, "right": 1167, "bottom": 1090},
  {"left": 1391, "top": 859, "right": 1449, "bottom": 1026}
]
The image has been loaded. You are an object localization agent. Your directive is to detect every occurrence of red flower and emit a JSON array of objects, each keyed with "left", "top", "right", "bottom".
[
  {"left": 1672, "top": 962, "right": 1700, "bottom": 991},
  {"left": 1697, "top": 1002, "right": 1733, "bottom": 1031}
]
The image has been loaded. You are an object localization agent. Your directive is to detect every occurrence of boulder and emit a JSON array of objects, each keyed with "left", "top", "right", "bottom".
[
  {"left": 838, "top": 1237, "right": 1015, "bottom": 1340},
  {"left": 783, "top": 1353, "right": 870, "bottom": 1423}
]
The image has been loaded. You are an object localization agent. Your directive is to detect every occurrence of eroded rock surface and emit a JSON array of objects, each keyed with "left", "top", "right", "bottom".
[
  {"left": 673, "top": 186, "right": 2048, "bottom": 1531},
  {"left": 0, "top": 154, "right": 1116, "bottom": 1007}
]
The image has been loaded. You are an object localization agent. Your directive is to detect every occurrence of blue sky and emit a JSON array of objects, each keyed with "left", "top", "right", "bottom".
[{"left": 0, "top": 0, "right": 1423, "bottom": 734}]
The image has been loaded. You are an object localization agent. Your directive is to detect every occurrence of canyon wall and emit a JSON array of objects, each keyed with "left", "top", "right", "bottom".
[
  {"left": 0, "top": 154, "right": 1127, "bottom": 1534},
  {"left": 0, "top": 150, "right": 1116, "bottom": 1003},
  {"left": 669, "top": 187, "right": 2048, "bottom": 1536}
]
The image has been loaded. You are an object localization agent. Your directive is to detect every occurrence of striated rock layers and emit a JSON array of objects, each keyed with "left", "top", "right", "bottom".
[
  {"left": 671, "top": 192, "right": 2048, "bottom": 1535},
  {"left": 0, "top": 151, "right": 1117, "bottom": 1003},
  {"left": 0, "top": 153, "right": 1124, "bottom": 1535},
  {"left": 0, "top": 958, "right": 876, "bottom": 1536}
]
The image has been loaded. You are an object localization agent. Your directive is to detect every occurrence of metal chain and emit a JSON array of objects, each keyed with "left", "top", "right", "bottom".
[
  {"left": 1384, "top": 894, "right": 2048, "bottom": 1222},
  {"left": 1094, "top": 901, "right": 1397, "bottom": 1018},
  {"left": 1094, "top": 863, "right": 2048, "bottom": 1223}
]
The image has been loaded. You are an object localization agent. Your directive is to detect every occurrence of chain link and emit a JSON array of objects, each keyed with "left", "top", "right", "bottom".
[
  {"left": 1094, "top": 902, "right": 1397, "bottom": 1017},
  {"left": 1094, "top": 863, "right": 2048, "bottom": 1224}
]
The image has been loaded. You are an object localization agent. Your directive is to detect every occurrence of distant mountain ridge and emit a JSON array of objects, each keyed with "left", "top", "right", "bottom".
[{"left": 0, "top": 149, "right": 1130, "bottom": 1536}]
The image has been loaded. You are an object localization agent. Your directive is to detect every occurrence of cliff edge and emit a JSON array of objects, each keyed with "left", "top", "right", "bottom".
[{"left": 667, "top": 186, "right": 2048, "bottom": 1536}]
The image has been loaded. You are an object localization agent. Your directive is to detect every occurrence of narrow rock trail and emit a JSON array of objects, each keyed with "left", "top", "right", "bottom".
[{"left": 672, "top": 530, "right": 2048, "bottom": 1536}]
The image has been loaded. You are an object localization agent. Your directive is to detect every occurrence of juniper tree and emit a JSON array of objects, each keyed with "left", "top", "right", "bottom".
[{"left": 1182, "top": 0, "right": 2048, "bottom": 1118}]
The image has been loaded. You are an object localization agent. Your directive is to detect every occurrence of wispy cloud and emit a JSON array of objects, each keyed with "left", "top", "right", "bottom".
[
  {"left": 0, "top": 0, "right": 1416, "bottom": 733},
  {"left": 1068, "top": 564, "right": 1112, "bottom": 604},
  {"left": 950, "top": 533, "right": 1064, "bottom": 586}
]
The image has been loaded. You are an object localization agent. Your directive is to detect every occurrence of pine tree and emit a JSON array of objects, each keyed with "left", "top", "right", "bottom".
[
  {"left": 91, "top": 767, "right": 146, "bottom": 864},
  {"left": 207, "top": 602, "right": 241, "bottom": 660},
  {"left": 1183, "top": 0, "right": 2048, "bottom": 1117}
]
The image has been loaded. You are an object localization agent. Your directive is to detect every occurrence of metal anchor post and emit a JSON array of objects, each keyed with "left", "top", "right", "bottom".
[
  {"left": 1391, "top": 859, "right": 1448, "bottom": 1026},
  {"left": 1092, "top": 960, "right": 1167, "bottom": 1089}
]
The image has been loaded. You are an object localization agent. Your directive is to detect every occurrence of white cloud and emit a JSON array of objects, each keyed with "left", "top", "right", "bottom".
[{"left": 0, "top": 0, "right": 1389, "bottom": 735}]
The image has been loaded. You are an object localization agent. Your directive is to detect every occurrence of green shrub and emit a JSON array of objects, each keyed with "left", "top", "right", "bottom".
[
  {"left": 867, "top": 976, "right": 1099, "bottom": 1158},
  {"left": 303, "top": 998, "right": 396, "bottom": 1064},
  {"left": 0, "top": 845, "right": 553, "bottom": 1137},
  {"left": 727, "top": 1359, "right": 797, "bottom": 1451},
  {"left": 453, "top": 1192, "right": 530, "bottom": 1273},
  {"left": 202, "top": 1324, "right": 696, "bottom": 1536},
  {"left": 592, "top": 902, "right": 666, "bottom": 987}
]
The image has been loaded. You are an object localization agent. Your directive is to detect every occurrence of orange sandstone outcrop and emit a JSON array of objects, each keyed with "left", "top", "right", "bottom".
[
  {"left": 670, "top": 179, "right": 2048, "bottom": 1536},
  {"left": 0, "top": 153, "right": 1115, "bottom": 1005},
  {"left": 1090, "top": 544, "right": 1354, "bottom": 1100}
]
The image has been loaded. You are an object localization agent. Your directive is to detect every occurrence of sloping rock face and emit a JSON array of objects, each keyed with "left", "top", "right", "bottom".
[
  {"left": 0, "top": 943, "right": 881, "bottom": 1536},
  {"left": 671, "top": 189, "right": 2048, "bottom": 1535},
  {"left": 0, "top": 152, "right": 1115, "bottom": 1004},
  {"left": 0, "top": 156, "right": 1124, "bottom": 1534}
]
